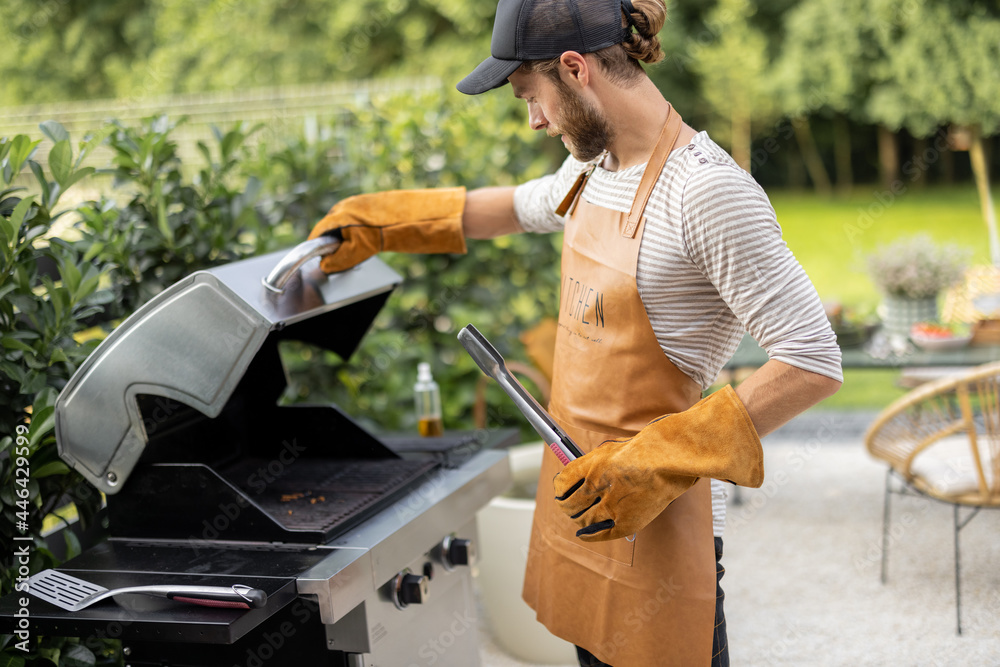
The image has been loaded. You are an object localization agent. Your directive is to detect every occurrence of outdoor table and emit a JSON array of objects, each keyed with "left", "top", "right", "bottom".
[{"left": 724, "top": 332, "right": 1000, "bottom": 370}]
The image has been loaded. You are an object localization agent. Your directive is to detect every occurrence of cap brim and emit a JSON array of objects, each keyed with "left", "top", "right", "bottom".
[{"left": 456, "top": 56, "right": 522, "bottom": 95}]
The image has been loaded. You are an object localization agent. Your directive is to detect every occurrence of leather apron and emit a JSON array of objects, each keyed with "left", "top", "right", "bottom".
[{"left": 522, "top": 108, "right": 716, "bottom": 666}]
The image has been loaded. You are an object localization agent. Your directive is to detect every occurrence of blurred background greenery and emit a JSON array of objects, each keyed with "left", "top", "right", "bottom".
[
  {"left": 2, "top": 3, "right": 1000, "bottom": 660},
  {"left": 2, "top": 2, "right": 998, "bottom": 462}
]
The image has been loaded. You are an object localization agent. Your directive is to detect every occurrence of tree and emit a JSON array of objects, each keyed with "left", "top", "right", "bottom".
[
  {"left": 770, "top": 0, "right": 887, "bottom": 194},
  {"left": 0, "top": 0, "right": 153, "bottom": 106},
  {"left": 122, "top": 0, "right": 494, "bottom": 96},
  {"left": 687, "top": 0, "right": 774, "bottom": 171},
  {"left": 867, "top": 0, "right": 1000, "bottom": 264}
]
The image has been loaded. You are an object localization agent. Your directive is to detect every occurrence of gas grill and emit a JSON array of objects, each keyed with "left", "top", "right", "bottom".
[{"left": 0, "top": 238, "right": 514, "bottom": 666}]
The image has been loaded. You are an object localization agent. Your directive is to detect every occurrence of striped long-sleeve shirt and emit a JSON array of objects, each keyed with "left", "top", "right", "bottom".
[{"left": 514, "top": 131, "right": 843, "bottom": 536}]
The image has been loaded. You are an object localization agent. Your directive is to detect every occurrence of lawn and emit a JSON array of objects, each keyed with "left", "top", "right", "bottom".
[
  {"left": 765, "top": 183, "right": 996, "bottom": 410},
  {"left": 770, "top": 184, "right": 994, "bottom": 310}
]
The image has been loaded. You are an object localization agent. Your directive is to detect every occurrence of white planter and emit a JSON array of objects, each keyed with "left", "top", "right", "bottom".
[
  {"left": 882, "top": 294, "right": 938, "bottom": 337},
  {"left": 476, "top": 443, "right": 577, "bottom": 664}
]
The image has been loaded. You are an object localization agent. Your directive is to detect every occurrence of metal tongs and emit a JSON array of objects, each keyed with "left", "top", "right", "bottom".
[{"left": 458, "top": 324, "right": 583, "bottom": 465}]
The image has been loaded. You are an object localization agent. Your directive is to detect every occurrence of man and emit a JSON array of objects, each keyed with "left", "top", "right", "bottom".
[{"left": 309, "top": 0, "right": 842, "bottom": 664}]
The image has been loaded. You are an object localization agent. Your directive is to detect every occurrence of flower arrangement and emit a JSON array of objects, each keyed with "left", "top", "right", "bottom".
[{"left": 867, "top": 234, "right": 971, "bottom": 299}]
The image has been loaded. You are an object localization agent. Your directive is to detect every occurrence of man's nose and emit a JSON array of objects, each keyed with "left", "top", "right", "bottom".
[{"left": 527, "top": 104, "right": 547, "bottom": 131}]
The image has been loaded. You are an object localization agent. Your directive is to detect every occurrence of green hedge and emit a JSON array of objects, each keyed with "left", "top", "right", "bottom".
[{"left": 1, "top": 83, "right": 562, "bottom": 666}]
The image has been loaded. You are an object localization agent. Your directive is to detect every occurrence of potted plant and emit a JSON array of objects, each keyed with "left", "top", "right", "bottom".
[{"left": 867, "top": 234, "right": 971, "bottom": 337}]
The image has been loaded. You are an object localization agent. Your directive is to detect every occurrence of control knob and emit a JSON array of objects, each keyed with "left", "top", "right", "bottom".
[
  {"left": 440, "top": 536, "right": 476, "bottom": 571},
  {"left": 392, "top": 571, "right": 428, "bottom": 609}
]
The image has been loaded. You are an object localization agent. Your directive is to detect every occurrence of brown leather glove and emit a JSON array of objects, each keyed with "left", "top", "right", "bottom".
[
  {"left": 308, "top": 187, "right": 467, "bottom": 273},
  {"left": 552, "top": 385, "right": 764, "bottom": 542}
]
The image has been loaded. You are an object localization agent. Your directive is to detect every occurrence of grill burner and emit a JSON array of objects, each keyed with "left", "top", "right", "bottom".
[{"left": 225, "top": 457, "right": 438, "bottom": 533}]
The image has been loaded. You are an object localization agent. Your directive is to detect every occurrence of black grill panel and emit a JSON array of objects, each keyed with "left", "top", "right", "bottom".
[{"left": 223, "top": 458, "right": 438, "bottom": 536}]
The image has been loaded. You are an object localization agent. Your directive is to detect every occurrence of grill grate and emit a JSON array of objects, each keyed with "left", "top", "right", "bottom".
[{"left": 223, "top": 458, "right": 437, "bottom": 537}]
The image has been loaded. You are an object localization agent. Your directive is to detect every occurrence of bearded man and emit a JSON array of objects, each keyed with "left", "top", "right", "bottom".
[{"left": 309, "top": 1, "right": 842, "bottom": 664}]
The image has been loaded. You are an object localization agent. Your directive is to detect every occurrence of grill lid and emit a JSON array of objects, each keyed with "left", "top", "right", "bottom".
[{"left": 55, "top": 240, "right": 401, "bottom": 495}]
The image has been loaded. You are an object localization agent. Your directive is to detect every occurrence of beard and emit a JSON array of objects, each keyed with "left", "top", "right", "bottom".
[{"left": 550, "top": 81, "right": 613, "bottom": 163}]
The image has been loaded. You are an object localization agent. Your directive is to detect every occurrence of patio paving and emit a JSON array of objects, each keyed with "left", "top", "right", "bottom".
[{"left": 477, "top": 411, "right": 1000, "bottom": 665}]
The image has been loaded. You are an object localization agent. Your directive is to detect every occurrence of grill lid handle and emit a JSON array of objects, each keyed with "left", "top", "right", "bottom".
[{"left": 262, "top": 233, "right": 342, "bottom": 294}]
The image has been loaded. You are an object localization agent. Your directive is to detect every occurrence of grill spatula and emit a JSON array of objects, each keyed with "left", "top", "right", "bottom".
[{"left": 26, "top": 569, "right": 267, "bottom": 612}]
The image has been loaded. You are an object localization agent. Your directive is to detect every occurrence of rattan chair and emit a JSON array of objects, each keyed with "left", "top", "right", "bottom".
[{"left": 864, "top": 360, "right": 1000, "bottom": 634}]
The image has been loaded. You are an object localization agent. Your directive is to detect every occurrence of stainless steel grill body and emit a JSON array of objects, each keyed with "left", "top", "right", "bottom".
[{"left": 0, "top": 240, "right": 513, "bottom": 666}]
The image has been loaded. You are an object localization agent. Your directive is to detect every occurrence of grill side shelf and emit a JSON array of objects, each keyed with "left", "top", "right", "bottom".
[{"left": 0, "top": 574, "right": 300, "bottom": 646}]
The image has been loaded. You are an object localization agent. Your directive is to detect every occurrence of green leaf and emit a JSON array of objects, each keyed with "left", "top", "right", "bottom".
[
  {"left": 72, "top": 305, "right": 104, "bottom": 320},
  {"left": 28, "top": 404, "right": 56, "bottom": 449},
  {"left": 24, "top": 353, "right": 49, "bottom": 371},
  {"left": 49, "top": 348, "right": 69, "bottom": 364},
  {"left": 62, "top": 528, "right": 82, "bottom": 561},
  {"left": 59, "top": 643, "right": 96, "bottom": 667},
  {"left": 0, "top": 651, "right": 27, "bottom": 667},
  {"left": 221, "top": 128, "right": 243, "bottom": 161},
  {"left": 75, "top": 126, "right": 114, "bottom": 168},
  {"left": 7, "top": 135, "right": 41, "bottom": 176},
  {"left": 156, "top": 196, "right": 172, "bottom": 247},
  {"left": 9, "top": 195, "right": 36, "bottom": 229},
  {"left": 0, "top": 282, "right": 17, "bottom": 304},
  {"left": 24, "top": 224, "right": 47, "bottom": 245},
  {"left": 196, "top": 141, "right": 212, "bottom": 166},
  {"left": 39, "top": 120, "right": 70, "bottom": 145},
  {"left": 58, "top": 256, "right": 82, "bottom": 298},
  {"left": 0, "top": 185, "right": 27, "bottom": 200},
  {"left": 1, "top": 337, "right": 34, "bottom": 353},
  {"left": 29, "top": 160, "right": 52, "bottom": 206},
  {"left": 49, "top": 140, "right": 72, "bottom": 188},
  {"left": 82, "top": 241, "right": 105, "bottom": 262},
  {"left": 46, "top": 181, "right": 62, "bottom": 210},
  {"left": 62, "top": 166, "right": 94, "bottom": 191},
  {"left": 33, "top": 461, "right": 71, "bottom": 478},
  {"left": 84, "top": 289, "right": 114, "bottom": 306},
  {"left": 0, "top": 210, "right": 15, "bottom": 245}
]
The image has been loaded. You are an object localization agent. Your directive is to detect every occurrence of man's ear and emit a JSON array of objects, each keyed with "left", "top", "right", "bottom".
[{"left": 558, "top": 51, "right": 590, "bottom": 89}]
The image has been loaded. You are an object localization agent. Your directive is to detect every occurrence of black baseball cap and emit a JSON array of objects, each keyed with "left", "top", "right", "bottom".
[{"left": 457, "top": 0, "right": 631, "bottom": 95}]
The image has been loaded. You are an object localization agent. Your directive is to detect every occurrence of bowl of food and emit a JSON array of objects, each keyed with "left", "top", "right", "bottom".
[
  {"left": 825, "top": 301, "right": 877, "bottom": 348},
  {"left": 909, "top": 322, "right": 973, "bottom": 351}
]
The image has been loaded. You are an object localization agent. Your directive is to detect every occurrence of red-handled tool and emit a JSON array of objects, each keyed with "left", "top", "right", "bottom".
[{"left": 26, "top": 569, "right": 267, "bottom": 612}]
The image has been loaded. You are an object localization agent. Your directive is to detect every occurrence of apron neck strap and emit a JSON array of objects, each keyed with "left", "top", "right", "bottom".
[{"left": 623, "top": 104, "right": 683, "bottom": 239}]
